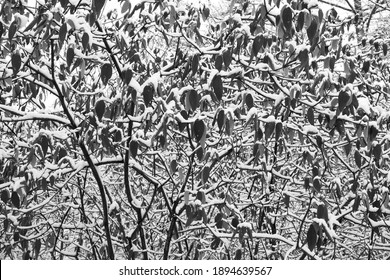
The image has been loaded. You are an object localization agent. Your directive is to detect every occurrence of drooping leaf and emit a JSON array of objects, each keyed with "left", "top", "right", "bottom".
[
  {"left": 41, "top": 179, "right": 48, "bottom": 192},
  {"left": 383, "top": 43, "right": 388, "bottom": 56},
  {"left": 66, "top": 47, "right": 74, "bottom": 68},
  {"left": 316, "top": 135, "right": 323, "bottom": 149},
  {"left": 304, "top": 177, "right": 310, "bottom": 190},
  {"left": 193, "top": 119, "right": 205, "bottom": 142},
  {"left": 82, "top": 32, "right": 90, "bottom": 51},
  {"left": 369, "top": 124, "right": 378, "bottom": 143},
  {"left": 234, "top": 248, "right": 242, "bottom": 260},
  {"left": 211, "top": 75, "right": 223, "bottom": 101},
  {"left": 202, "top": 166, "right": 210, "bottom": 185},
  {"left": 253, "top": 142, "right": 260, "bottom": 158},
  {"left": 307, "top": 223, "right": 317, "bottom": 251},
  {"left": 373, "top": 143, "right": 382, "bottom": 161},
  {"left": 307, "top": 19, "right": 318, "bottom": 42},
  {"left": 11, "top": 192, "right": 20, "bottom": 208},
  {"left": 275, "top": 122, "right": 282, "bottom": 142},
  {"left": 60, "top": 0, "right": 69, "bottom": 8},
  {"left": 215, "top": 54, "right": 223, "bottom": 71},
  {"left": 318, "top": 8, "right": 324, "bottom": 24},
  {"left": 344, "top": 142, "right": 352, "bottom": 156},
  {"left": 245, "top": 93, "right": 254, "bottom": 109},
  {"left": 225, "top": 116, "right": 234, "bottom": 136},
  {"left": 1, "top": 189, "right": 10, "bottom": 203},
  {"left": 317, "top": 204, "right": 329, "bottom": 221},
  {"left": 338, "top": 90, "right": 350, "bottom": 111},
  {"left": 95, "top": 99, "right": 105, "bottom": 121},
  {"left": 13, "top": 231, "right": 19, "bottom": 241},
  {"left": 22, "top": 251, "right": 31, "bottom": 260},
  {"left": 192, "top": 53, "right": 199, "bottom": 75},
  {"left": 296, "top": 11, "right": 305, "bottom": 32},
  {"left": 374, "top": 41, "right": 380, "bottom": 51},
  {"left": 182, "top": 60, "right": 191, "bottom": 81},
  {"left": 222, "top": 48, "right": 232, "bottom": 68},
  {"left": 203, "top": 7, "right": 210, "bottom": 20},
  {"left": 329, "top": 56, "right": 336, "bottom": 71},
  {"left": 312, "top": 166, "right": 319, "bottom": 177},
  {"left": 34, "top": 239, "right": 41, "bottom": 259},
  {"left": 129, "top": 140, "right": 138, "bottom": 159},
  {"left": 29, "top": 82, "right": 38, "bottom": 98},
  {"left": 352, "top": 195, "right": 361, "bottom": 212},
  {"left": 217, "top": 110, "right": 225, "bottom": 132},
  {"left": 121, "top": 0, "right": 131, "bottom": 14},
  {"left": 196, "top": 146, "right": 204, "bottom": 161},
  {"left": 210, "top": 237, "right": 220, "bottom": 249},
  {"left": 354, "top": 150, "right": 362, "bottom": 168},
  {"left": 3, "top": 219, "right": 9, "bottom": 232},
  {"left": 59, "top": 23, "right": 67, "bottom": 50},
  {"left": 92, "top": 0, "right": 106, "bottom": 17},
  {"left": 187, "top": 90, "right": 199, "bottom": 111},
  {"left": 101, "top": 63, "right": 112, "bottom": 86},
  {"left": 143, "top": 84, "right": 154, "bottom": 107},
  {"left": 283, "top": 194, "right": 290, "bottom": 208},
  {"left": 58, "top": 147, "right": 67, "bottom": 162},
  {"left": 9, "top": 20, "right": 18, "bottom": 41},
  {"left": 215, "top": 213, "right": 223, "bottom": 223},
  {"left": 170, "top": 159, "right": 177, "bottom": 174},
  {"left": 185, "top": 204, "right": 194, "bottom": 226},
  {"left": 40, "top": 135, "right": 49, "bottom": 157},
  {"left": 264, "top": 121, "right": 275, "bottom": 141},
  {"left": 123, "top": 68, "right": 133, "bottom": 85},
  {"left": 252, "top": 35, "right": 262, "bottom": 56},
  {"left": 159, "top": 134, "right": 166, "bottom": 149},
  {"left": 196, "top": 190, "right": 206, "bottom": 204},
  {"left": 202, "top": 208, "right": 208, "bottom": 223},
  {"left": 362, "top": 60, "right": 370, "bottom": 73},
  {"left": 313, "top": 177, "right": 321, "bottom": 192},
  {"left": 282, "top": 6, "right": 293, "bottom": 31},
  {"left": 11, "top": 52, "right": 21, "bottom": 74},
  {"left": 307, "top": 107, "right": 315, "bottom": 125},
  {"left": 298, "top": 48, "right": 309, "bottom": 66},
  {"left": 231, "top": 217, "right": 239, "bottom": 228}
]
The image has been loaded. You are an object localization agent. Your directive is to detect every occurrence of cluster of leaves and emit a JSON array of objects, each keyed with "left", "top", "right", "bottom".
[{"left": 0, "top": 0, "right": 390, "bottom": 260}]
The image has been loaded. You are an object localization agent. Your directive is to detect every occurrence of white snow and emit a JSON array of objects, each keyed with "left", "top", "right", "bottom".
[
  {"left": 357, "top": 96, "right": 371, "bottom": 115},
  {"left": 302, "top": 125, "right": 319, "bottom": 135}
]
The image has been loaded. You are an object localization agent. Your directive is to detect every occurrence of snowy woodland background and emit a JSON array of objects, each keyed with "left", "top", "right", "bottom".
[{"left": 1, "top": 0, "right": 390, "bottom": 260}]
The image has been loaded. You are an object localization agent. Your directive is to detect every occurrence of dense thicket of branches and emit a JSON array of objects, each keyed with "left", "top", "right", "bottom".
[{"left": 0, "top": 0, "right": 390, "bottom": 260}]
